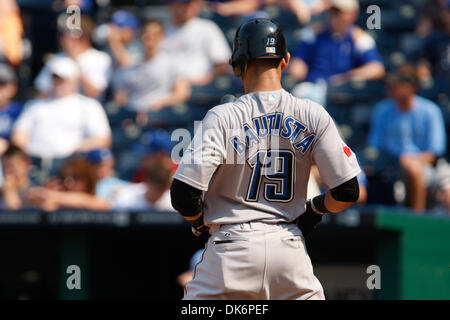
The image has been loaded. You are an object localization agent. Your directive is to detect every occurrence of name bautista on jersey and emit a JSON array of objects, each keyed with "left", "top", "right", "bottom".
[{"left": 230, "top": 112, "right": 315, "bottom": 155}]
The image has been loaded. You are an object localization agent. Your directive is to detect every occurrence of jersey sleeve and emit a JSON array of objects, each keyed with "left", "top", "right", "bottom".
[
  {"left": 173, "top": 110, "right": 226, "bottom": 191},
  {"left": 311, "top": 105, "right": 361, "bottom": 189}
]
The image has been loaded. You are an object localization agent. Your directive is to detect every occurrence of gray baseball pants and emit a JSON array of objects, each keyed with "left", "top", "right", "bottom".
[{"left": 183, "top": 221, "right": 325, "bottom": 300}]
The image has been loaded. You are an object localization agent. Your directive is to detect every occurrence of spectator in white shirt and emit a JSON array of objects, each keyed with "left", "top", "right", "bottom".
[
  {"left": 113, "top": 19, "right": 191, "bottom": 118},
  {"left": 34, "top": 15, "right": 112, "bottom": 100},
  {"left": 163, "top": 0, "right": 232, "bottom": 86},
  {"left": 12, "top": 56, "right": 112, "bottom": 160}
]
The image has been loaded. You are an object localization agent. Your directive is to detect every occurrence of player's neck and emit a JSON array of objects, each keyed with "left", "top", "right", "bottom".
[{"left": 243, "top": 71, "right": 283, "bottom": 94}]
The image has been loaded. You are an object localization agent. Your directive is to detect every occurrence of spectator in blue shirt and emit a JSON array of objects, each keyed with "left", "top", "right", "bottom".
[
  {"left": 0, "top": 63, "right": 21, "bottom": 155},
  {"left": 367, "top": 65, "right": 446, "bottom": 210},
  {"left": 288, "top": 0, "right": 385, "bottom": 104}
]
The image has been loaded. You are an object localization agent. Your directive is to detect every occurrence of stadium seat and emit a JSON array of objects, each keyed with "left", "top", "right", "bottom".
[{"left": 379, "top": 6, "right": 417, "bottom": 32}]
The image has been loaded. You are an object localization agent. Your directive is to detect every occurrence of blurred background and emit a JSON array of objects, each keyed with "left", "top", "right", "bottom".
[{"left": 0, "top": 0, "right": 448, "bottom": 300}]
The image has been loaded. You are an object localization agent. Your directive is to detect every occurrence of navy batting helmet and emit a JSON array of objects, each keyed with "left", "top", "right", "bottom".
[{"left": 229, "top": 18, "right": 287, "bottom": 77}]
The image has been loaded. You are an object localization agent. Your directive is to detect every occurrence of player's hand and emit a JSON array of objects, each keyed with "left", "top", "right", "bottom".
[
  {"left": 192, "top": 224, "right": 210, "bottom": 241},
  {"left": 296, "top": 200, "right": 325, "bottom": 238}
]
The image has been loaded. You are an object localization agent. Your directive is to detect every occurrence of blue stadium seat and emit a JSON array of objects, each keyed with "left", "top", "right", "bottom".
[
  {"left": 399, "top": 33, "right": 424, "bottom": 61},
  {"left": 112, "top": 123, "right": 142, "bottom": 150},
  {"left": 379, "top": 6, "right": 417, "bottom": 32},
  {"left": 145, "top": 104, "right": 194, "bottom": 129},
  {"left": 105, "top": 102, "right": 137, "bottom": 127}
]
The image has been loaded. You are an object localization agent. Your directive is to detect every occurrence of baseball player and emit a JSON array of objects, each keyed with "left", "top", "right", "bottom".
[{"left": 170, "top": 18, "right": 361, "bottom": 300}]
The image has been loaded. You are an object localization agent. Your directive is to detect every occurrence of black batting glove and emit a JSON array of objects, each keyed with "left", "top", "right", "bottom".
[
  {"left": 296, "top": 200, "right": 325, "bottom": 238},
  {"left": 191, "top": 214, "right": 210, "bottom": 241}
]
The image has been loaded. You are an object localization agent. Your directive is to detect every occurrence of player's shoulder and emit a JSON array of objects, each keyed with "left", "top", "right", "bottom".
[
  {"left": 207, "top": 101, "right": 235, "bottom": 119},
  {"left": 280, "top": 91, "right": 331, "bottom": 128},
  {"left": 286, "top": 90, "right": 328, "bottom": 115}
]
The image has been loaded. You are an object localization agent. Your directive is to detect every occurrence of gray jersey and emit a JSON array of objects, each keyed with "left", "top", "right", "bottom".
[{"left": 174, "top": 88, "right": 361, "bottom": 225}]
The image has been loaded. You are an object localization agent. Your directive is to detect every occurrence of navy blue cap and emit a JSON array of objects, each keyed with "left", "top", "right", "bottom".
[
  {"left": 111, "top": 10, "right": 139, "bottom": 30},
  {"left": 133, "top": 130, "right": 174, "bottom": 156},
  {"left": 86, "top": 149, "right": 114, "bottom": 164}
]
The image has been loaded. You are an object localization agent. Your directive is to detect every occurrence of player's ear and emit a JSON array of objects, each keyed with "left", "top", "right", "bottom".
[{"left": 280, "top": 52, "right": 290, "bottom": 71}]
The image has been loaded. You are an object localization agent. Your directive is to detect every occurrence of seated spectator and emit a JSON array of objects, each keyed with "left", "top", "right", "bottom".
[
  {"left": 0, "top": 0, "right": 23, "bottom": 67},
  {"left": 85, "top": 148, "right": 129, "bottom": 201},
  {"left": 0, "top": 145, "right": 34, "bottom": 210},
  {"left": 288, "top": 0, "right": 385, "bottom": 104},
  {"left": 0, "top": 63, "right": 21, "bottom": 155},
  {"left": 106, "top": 10, "right": 143, "bottom": 69},
  {"left": 26, "top": 156, "right": 109, "bottom": 211},
  {"left": 163, "top": 0, "right": 232, "bottom": 86},
  {"left": 417, "top": 1, "right": 450, "bottom": 80},
  {"left": 113, "top": 19, "right": 191, "bottom": 118},
  {"left": 112, "top": 155, "right": 175, "bottom": 212},
  {"left": 366, "top": 65, "right": 446, "bottom": 211},
  {"left": 27, "top": 151, "right": 175, "bottom": 212},
  {"left": 12, "top": 56, "right": 111, "bottom": 162},
  {"left": 34, "top": 14, "right": 112, "bottom": 99}
]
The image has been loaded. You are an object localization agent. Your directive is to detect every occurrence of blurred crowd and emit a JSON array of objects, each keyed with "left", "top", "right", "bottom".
[{"left": 0, "top": 0, "right": 448, "bottom": 215}]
